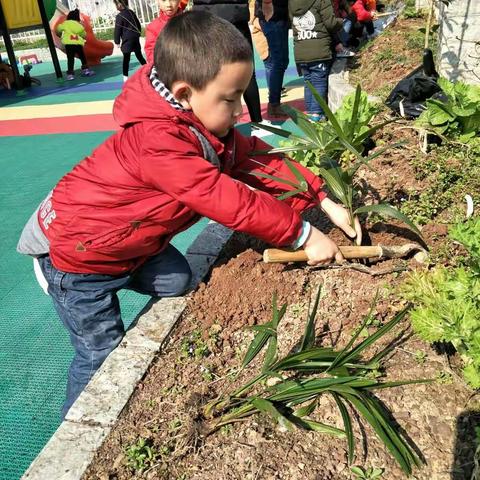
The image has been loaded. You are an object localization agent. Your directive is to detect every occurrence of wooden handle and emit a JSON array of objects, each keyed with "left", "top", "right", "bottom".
[{"left": 263, "top": 246, "right": 383, "bottom": 263}]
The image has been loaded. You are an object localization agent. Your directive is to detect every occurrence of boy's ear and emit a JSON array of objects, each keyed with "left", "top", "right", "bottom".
[{"left": 171, "top": 81, "right": 193, "bottom": 110}]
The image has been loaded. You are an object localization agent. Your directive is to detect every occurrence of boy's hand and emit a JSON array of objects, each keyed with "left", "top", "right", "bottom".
[
  {"left": 303, "top": 226, "right": 344, "bottom": 265},
  {"left": 320, "top": 197, "right": 362, "bottom": 245}
]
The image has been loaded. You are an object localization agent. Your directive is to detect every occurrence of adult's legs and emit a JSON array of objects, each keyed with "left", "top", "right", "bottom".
[
  {"left": 123, "top": 51, "right": 132, "bottom": 77},
  {"left": 232, "top": 21, "right": 263, "bottom": 123},
  {"left": 260, "top": 19, "right": 289, "bottom": 106},
  {"left": 299, "top": 61, "right": 332, "bottom": 118}
]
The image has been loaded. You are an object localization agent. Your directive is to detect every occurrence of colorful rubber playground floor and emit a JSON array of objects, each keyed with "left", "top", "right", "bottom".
[{"left": 0, "top": 50, "right": 304, "bottom": 479}]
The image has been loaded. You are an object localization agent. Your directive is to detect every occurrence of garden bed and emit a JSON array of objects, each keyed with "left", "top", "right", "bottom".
[
  {"left": 83, "top": 123, "right": 479, "bottom": 480},
  {"left": 82, "top": 11, "right": 480, "bottom": 480}
]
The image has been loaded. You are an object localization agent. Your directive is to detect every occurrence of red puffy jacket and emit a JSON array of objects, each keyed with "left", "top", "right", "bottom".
[
  {"left": 144, "top": 11, "right": 180, "bottom": 63},
  {"left": 39, "top": 64, "right": 326, "bottom": 275},
  {"left": 351, "top": 0, "right": 373, "bottom": 22}
]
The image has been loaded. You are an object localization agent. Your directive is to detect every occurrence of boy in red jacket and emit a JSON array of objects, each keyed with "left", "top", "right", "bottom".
[
  {"left": 144, "top": 0, "right": 184, "bottom": 63},
  {"left": 17, "top": 11, "right": 360, "bottom": 419}
]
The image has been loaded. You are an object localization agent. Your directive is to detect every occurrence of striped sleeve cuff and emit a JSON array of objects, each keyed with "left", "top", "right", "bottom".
[{"left": 291, "top": 221, "right": 311, "bottom": 250}]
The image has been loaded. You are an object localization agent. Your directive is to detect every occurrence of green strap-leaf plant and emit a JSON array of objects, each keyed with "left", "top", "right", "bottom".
[{"left": 203, "top": 288, "right": 430, "bottom": 475}]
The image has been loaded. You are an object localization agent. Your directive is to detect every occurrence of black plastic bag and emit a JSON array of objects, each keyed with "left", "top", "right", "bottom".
[{"left": 385, "top": 49, "right": 441, "bottom": 119}]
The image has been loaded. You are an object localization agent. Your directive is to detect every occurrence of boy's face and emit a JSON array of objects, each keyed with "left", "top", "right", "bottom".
[
  {"left": 158, "top": 0, "right": 181, "bottom": 16},
  {"left": 179, "top": 61, "right": 253, "bottom": 138}
]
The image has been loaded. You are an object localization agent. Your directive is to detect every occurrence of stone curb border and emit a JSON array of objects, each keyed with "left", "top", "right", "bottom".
[{"left": 21, "top": 221, "right": 233, "bottom": 480}]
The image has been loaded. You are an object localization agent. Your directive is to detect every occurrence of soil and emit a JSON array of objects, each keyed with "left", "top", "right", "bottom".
[
  {"left": 348, "top": 16, "right": 428, "bottom": 98},
  {"left": 83, "top": 14, "right": 479, "bottom": 480}
]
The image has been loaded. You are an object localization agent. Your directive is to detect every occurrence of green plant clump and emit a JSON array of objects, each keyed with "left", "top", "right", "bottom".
[
  {"left": 252, "top": 84, "right": 421, "bottom": 237},
  {"left": 204, "top": 289, "right": 428, "bottom": 475},
  {"left": 399, "top": 141, "right": 480, "bottom": 226},
  {"left": 125, "top": 437, "right": 157, "bottom": 472},
  {"left": 275, "top": 86, "right": 380, "bottom": 169},
  {"left": 401, "top": 216, "right": 480, "bottom": 388},
  {"left": 351, "top": 465, "right": 384, "bottom": 479},
  {"left": 416, "top": 78, "right": 480, "bottom": 143}
]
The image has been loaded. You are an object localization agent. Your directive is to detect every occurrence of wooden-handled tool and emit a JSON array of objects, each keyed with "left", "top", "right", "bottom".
[{"left": 263, "top": 244, "right": 427, "bottom": 263}]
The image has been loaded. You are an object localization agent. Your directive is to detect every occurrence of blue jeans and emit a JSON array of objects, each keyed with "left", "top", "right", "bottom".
[
  {"left": 338, "top": 18, "right": 353, "bottom": 46},
  {"left": 38, "top": 245, "right": 191, "bottom": 418},
  {"left": 260, "top": 19, "right": 289, "bottom": 105},
  {"left": 298, "top": 60, "right": 332, "bottom": 117}
]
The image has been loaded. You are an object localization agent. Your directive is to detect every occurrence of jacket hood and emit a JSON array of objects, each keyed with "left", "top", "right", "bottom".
[
  {"left": 290, "top": 0, "right": 316, "bottom": 16},
  {"left": 113, "top": 64, "right": 224, "bottom": 151}
]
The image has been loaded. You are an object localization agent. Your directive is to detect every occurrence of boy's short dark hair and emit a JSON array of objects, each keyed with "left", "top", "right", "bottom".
[{"left": 154, "top": 11, "right": 253, "bottom": 91}]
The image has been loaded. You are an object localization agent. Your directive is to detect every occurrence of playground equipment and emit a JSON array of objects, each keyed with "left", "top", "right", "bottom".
[
  {"left": 1, "top": 0, "right": 56, "bottom": 30},
  {"left": 50, "top": 6, "right": 113, "bottom": 66},
  {"left": 0, "top": 0, "right": 114, "bottom": 89},
  {"left": 0, "top": 0, "right": 62, "bottom": 88}
]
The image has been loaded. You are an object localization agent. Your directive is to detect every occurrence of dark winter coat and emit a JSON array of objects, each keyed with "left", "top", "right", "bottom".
[
  {"left": 114, "top": 8, "right": 142, "bottom": 53},
  {"left": 289, "top": 0, "right": 343, "bottom": 63},
  {"left": 192, "top": 0, "right": 249, "bottom": 25},
  {"left": 254, "top": 0, "right": 289, "bottom": 22}
]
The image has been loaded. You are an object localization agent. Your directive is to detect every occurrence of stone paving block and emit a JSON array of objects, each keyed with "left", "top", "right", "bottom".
[
  {"left": 133, "top": 296, "right": 188, "bottom": 344},
  {"left": 21, "top": 422, "right": 108, "bottom": 480},
  {"left": 186, "top": 223, "right": 233, "bottom": 290},
  {"left": 65, "top": 342, "right": 157, "bottom": 426},
  {"left": 187, "top": 221, "right": 233, "bottom": 256}
]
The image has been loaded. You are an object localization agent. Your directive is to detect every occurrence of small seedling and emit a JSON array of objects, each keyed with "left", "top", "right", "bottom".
[
  {"left": 200, "top": 364, "right": 215, "bottom": 381},
  {"left": 414, "top": 350, "right": 427, "bottom": 364},
  {"left": 180, "top": 330, "right": 210, "bottom": 360},
  {"left": 125, "top": 438, "right": 156, "bottom": 472},
  {"left": 220, "top": 424, "right": 233, "bottom": 436},
  {"left": 145, "top": 399, "right": 157, "bottom": 409},
  {"left": 169, "top": 418, "right": 182, "bottom": 431},
  {"left": 436, "top": 370, "right": 453, "bottom": 385},
  {"left": 351, "top": 466, "right": 384, "bottom": 479}
]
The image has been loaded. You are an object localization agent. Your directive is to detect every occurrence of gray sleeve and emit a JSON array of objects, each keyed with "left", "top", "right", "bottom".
[{"left": 16, "top": 207, "right": 50, "bottom": 257}]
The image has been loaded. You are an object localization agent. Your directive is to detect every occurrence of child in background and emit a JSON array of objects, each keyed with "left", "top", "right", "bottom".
[
  {"left": 144, "top": 0, "right": 183, "bottom": 63},
  {"left": 350, "top": 0, "right": 377, "bottom": 39},
  {"left": 18, "top": 11, "right": 360, "bottom": 419},
  {"left": 332, "top": 0, "right": 356, "bottom": 56},
  {"left": 290, "top": 0, "right": 343, "bottom": 121},
  {"left": 56, "top": 8, "right": 94, "bottom": 80},
  {"left": 114, "top": 0, "right": 146, "bottom": 82}
]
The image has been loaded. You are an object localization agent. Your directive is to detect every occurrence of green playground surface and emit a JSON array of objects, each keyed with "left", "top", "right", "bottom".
[{"left": 0, "top": 131, "right": 209, "bottom": 480}]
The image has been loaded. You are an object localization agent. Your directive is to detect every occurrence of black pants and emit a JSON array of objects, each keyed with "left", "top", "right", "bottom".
[
  {"left": 364, "top": 20, "right": 375, "bottom": 35},
  {"left": 65, "top": 44, "right": 87, "bottom": 75},
  {"left": 122, "top": 40, "right": 146, "bottom": 77},
  {"left": 232, "top": 21, "right": 263, "bottom": 123}
]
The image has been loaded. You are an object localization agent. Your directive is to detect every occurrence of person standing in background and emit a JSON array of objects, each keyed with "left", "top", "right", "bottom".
[
  {"left": 114, "top": 0, "right": 146, "bottom": 82},
  {"left": 192, "top": 0, "right": 270, "bottom": 132},
  {"left": 255, "top": 0, "right": 289, "bottom": 119},
  {"left": 144, "top": 0, "right": 184, "bottom": 64},
  {"left": 290, "top": 0, "right": 342, "bottom": 121},
  {"left": 56, "top": 8, "right": 95, "bottom": 80}
]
